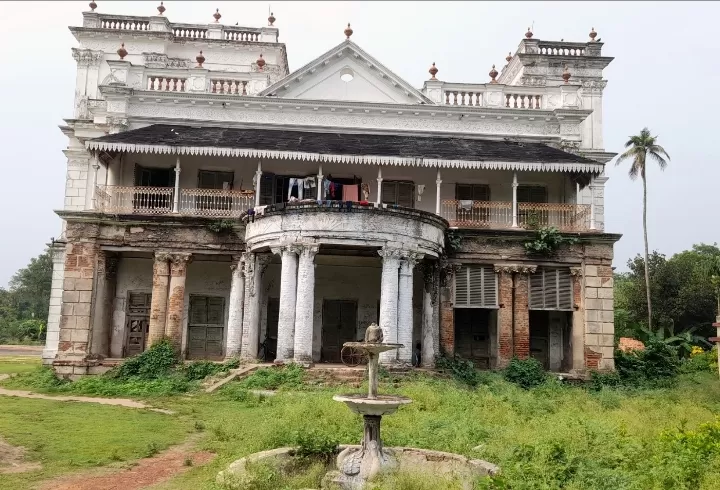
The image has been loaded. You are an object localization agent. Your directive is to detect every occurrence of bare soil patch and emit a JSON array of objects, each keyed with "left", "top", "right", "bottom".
[{"left": 0, "top": 436, "right": 42, "bottom": 474}]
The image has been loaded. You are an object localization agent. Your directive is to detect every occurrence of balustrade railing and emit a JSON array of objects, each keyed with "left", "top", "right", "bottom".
[
  {"left": 95, "top": 186, "right": 174, "bottom": 215},
  {"left": 179, "top": 189, "right": 254, "bottom": 217},
  {"left": 439, "top": 85, "right": 550, "bottom": 109},
  {"left": 172, "top": 26, "right": 208, "bottom": 39},
  {"left": 505, "top": 93, "right": 542, "bottom": 109},
  {"left": 538, "top": 43, "right": 586, "bottom": 56},
  {"left": 224, "top": 29, "right": 261, "bottom": 41},
  {"left": 147, "top": 76, "right": 187, "bottom": 92},
  {"left": 99, "top": 17, "right": 149, "bottom": 31},
  {"left": 210, "top": 79, "right": 248, "bottom": 95},
  {"left": 441, "top": 200, "right": 590, "bottom": 232},
  {"left": 444, "top": 91, "right": 482, "bottom": 106}
]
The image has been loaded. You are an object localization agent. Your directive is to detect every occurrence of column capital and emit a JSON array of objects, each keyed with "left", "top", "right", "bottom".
[
  {"left": 400, "top": 251, "right": 424, "bottom": 268},
  {"left": 168, "top": 252, "right": 193, "bottom": 264},
  {"left": 298, "top": 244, "right": 319, "bottom": 259},
  {"left": 230, "top": 254, "right": 245, "bottom": 272},
  {"left": 569, "top": 266, "right": 583, "bottom": 277},
  {"left": 271, "top": 244, "right": 300, "bottom": 257},
  {"left": 493, "top": 263, "right": 537, "bottom": 274},
  {"left": 154, "top": 250, "right": 173, "bottom": 262},
  {"left": 378, "top": 246, "right": 403, "bottom": 260}
]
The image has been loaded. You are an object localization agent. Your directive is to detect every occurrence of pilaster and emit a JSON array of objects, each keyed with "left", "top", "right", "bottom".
[
  {"left": 225, "top": 254, "right": 246, "bottom": 358},
  {"left": 165, "top": 253, "right": 192, "bottom": 355},
  {"left": 89, "top": 252, "right": 118, "bottom": 358},
  {"left": 438, "top": 261, "right": 461, "bottom": 356},
  {"left": 147, "top": 251, "right": 172, "bottom": 346},
  {"left": 494, "top": 266, "right": 514, "bottom": 367}
]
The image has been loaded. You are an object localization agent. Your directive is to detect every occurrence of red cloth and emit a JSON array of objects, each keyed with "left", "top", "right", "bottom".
[{"left": 342, "top": 184, "right": 359, "bottom": 202}]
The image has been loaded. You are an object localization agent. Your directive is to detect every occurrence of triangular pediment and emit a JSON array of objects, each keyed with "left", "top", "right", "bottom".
[{"left": 260, "top": 40, "right": 432, "bottom": 105}]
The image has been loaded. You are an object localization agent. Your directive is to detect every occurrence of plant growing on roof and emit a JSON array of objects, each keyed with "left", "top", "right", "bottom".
[
  {"left": 206, "top": 219, "right": 236, "bottom": 234},
  {"left": 523, "top": 226, "right": 577, "bottom": 257}
]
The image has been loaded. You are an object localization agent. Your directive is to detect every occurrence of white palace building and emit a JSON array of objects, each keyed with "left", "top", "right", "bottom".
[{"left": 44, "top": 1, "right": 620, "bottom": 376}]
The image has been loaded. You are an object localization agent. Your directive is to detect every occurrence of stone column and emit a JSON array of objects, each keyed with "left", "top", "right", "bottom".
[
  {"left": 43, "top": 244, "right": 67, "bottom": 364},
  {"left": 172, "top": 157, "right": 181, "bottom": 213},
  {"left": 241, "top": 254, "right": 271, "bottom": 359},
  {"left": 225, "top": 254, "right": 245, "bottom": 358},
  {"left": 421, "top": 261, "right": 440, "bottom": 368},
  {"left": 511, "top": 172, "right": 519, "bottom": 228},
  {"left": 273, "top": 245, "right": 299, "bottom": 363},
  {"left": 439, "top": 262, "right": 461, "bottom": 356},
  {"left": 254, "top": 162, "right": 263, "bottom": 207},
  {"left": 294, "top": 245, "right": 319, "bottom": 365},
  {"left": 89, "top": 252, "right": 118, "bottom": 358},
  {"left": 165, "top": 253, "right": 192, "bottom": 355},
  {"left": 495, "top": 266, "right": 514, "bottom": 368},
  {"left": 378, "top": 247, "right": 401, "bottom": 364},
  {"left": 513, "top": 266, "right": 536, "bottom": 359},
  {"left": 397, "top": 252, "right": 422, "bottom": 365},
  {"left": 376, "top": 167, "right": 383, "bottom": 206},
  {"left": 147, "top": 251, "right": 171, "bottom": 347},
  {"left": 435, "top": 169, "right": 442, "bottom": 215},
  {"left": 569, "top": 267, "right": 585, "bottom": 372}
]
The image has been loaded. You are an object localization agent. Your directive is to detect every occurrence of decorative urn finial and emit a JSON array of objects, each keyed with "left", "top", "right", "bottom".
[
  {"left": 157, "top": 1, "right": 165, "bottom": 15},
  {"left": 196, "top": 50, "right": 205, "bottom": 67},
  {"left": 489, "top": 64, "right": 498, "bottom": 83},
  {"left": 117, "top": 43, "right": 127, "bottom": 60},
  {"left": 256, "top": 53, "right": 265, "bottom": 70},
  {"left": 429, "top": 62, "right": 438, "bottom": 80},
  {"left": 505, "top": 51, "right": 512, "bottom": 63},
  {"left": 213, "top": 8, "right": 221, "bottom": 23},
  {"left": 344, "top": 23, "right": 353, "bottom": 39},
  {"left": 562, "top": 64, "right": 571, "bottom": 83},
  {"left": 89, "top": 1, "right": 97, "bottom": 11},
  {"left": 589, "top": 27, "right": 597, "bottom": 41},
  {"left": 364, "top": 323, "right": 383, "bottom": 343},
  {"left": 525, "top": 27, "right": 533, "bottom": 39},
  {"left": 268, "top": 12, "right": 276, "bottom": 26}
]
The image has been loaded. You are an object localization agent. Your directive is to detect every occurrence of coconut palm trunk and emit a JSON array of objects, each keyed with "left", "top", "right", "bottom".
[{"left": 642, "top": 171, "right": 652, "bottom": 330}]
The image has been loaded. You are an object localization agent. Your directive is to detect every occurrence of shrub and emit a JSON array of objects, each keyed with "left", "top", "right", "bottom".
[
  {"left": 292, "top": 428, "right": 339, "bottom": 462},
  {"left": 503, "top": 357, "right": 548, "bottom": 389},
  {"left": 681, "top": 346, "right": 718, "bottom": 374},
  {"left": 614, "top": 338, "right": 680, "bottom": 387},
  {"left": 182, "top": 358, "right": 239, "bottom": 381},
  {"left": 238, "top": 363, "right": 304, "bottom": 390},
  {"left": 110, "top": 340, "right": 178, "bottom": 380},
  {"left": 435, "top": 354, "right": 482, "bottom": 387}
]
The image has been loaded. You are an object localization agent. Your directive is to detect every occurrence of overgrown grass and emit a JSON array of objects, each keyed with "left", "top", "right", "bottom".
[
  {"left": 0, "top": 395, "right": 187, "bottom": 488},
  {"left": 0, "top": 356, "right": 41, "bottom": 374}
]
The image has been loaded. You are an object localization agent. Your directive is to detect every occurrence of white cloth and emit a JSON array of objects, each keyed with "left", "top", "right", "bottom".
[{"left": 459, "top": 200, "right": 473, "bottom": 210}]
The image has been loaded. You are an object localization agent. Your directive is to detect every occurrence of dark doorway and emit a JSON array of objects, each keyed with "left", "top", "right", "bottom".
[
  {"left": 261, "top": 298, "right": 280, "bottom": 361},
  {"left": 454, "top": 308, "right": 491, "bottom": 369},
  {"left": 322, "top": 300, "right": 357, "bottom": 362},
  {"left": 124, "top": 292, "right": 152, "bottom": 358},
  {"left": 529, "top": 310, "right": 550, "bottom": 369}
]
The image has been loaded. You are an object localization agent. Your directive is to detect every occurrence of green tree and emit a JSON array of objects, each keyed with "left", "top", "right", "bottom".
[{"left": 615, "top": 128, "right": 671, "bottom": 331}]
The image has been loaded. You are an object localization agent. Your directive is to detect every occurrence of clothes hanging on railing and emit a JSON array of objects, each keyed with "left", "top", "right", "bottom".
[
  {"left": 342, "top": 184, "right": 359, "bottom": 202},
  {"left": 360, "top": 183, "right": 370, "bottom": 201},
  {"left": 459, "top": 200, "right": 473, "bottom": 210},
  {"left": 303, "top": 177, "right": 316, "bottom": 189},
  {"left": 287, "top": 178, "right": 304, "bottom": 200}
]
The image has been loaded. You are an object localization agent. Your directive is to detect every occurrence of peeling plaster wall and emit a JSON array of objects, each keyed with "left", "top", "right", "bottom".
[{"left": 112, "top": 257, "right": 153, "bottom": 358}]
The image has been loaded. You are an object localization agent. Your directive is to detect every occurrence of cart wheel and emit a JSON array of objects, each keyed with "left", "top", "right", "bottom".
[{"left": 341, "top": 346, "right": 362, "bottom": 367}]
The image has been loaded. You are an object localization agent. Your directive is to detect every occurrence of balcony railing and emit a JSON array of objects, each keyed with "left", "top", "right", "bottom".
[
  {"left": 95, "top": 186, "right": 254, "bottom": 218},
  {"left": 441, "top": 200, "right": 591, "bottom": 232}
]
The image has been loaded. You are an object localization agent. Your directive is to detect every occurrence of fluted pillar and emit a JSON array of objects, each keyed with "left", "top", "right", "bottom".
[
  {"left": 378, "top": 247, "right": 401, "bottom": 364},
  {"left": 165, "top": 253, "right": 192, "bottom": 355},
  {"left": 241, "top": 253, "right": 271, "bottom": 359},
  {"left": 148, "top": 251, "right": 172, "bottom": 346},
  {"left": 293, "top": 244, "right": 319, "bottom": 365},
  {"left": 273, "top": 245, "right": 299, "bottom": 363},
  {"left": 225, "top": 254, "right": 245, "bottom": 358},
  {"left": 397, "top": 252, "right": 422, "bottom": 365}
]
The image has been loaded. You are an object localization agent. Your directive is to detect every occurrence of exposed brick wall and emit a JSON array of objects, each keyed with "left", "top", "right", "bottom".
[
  {"left": 585, "top": 346, "right": 602, "bottom": 370},
  {"left": 165, "top": 253, "right": 191, "bottom": 355},
  {"left": 58, "top": 241, "right": 99, "bottom": 358},
  {"left": 497, "top": 271, "right": 513, "bottom": 367},
  {"left": 147, "top": 252, "right": 170, "bottom": 346},
  {"left": 513, "top": 273, "right": 530, "bottom": 359},
  {"left": 439, "top": 286, "right": 454, "bottom": 356}
]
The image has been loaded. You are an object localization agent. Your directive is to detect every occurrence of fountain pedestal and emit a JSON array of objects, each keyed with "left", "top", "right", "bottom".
[{"left": 329, "top": 333, "right": 411, "bottom": 489}]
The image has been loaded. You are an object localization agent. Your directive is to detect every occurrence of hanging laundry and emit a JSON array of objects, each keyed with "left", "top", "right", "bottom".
[
  {"left": 459, "top": 200, "right": 473, "bottom": 210},
  {"left": 304, "top": 176, "right": 316, "bottom": 189},
  {"left": 360, "top": 183, "right": 370, "bottom": 201},
  {"left": 287, "top": 178, "right": 298, "bottom": 200},
  {"left": 330, "top": 182, "right": 339, "bottom": 199},
  {"left": 342, "top": 184, "right": 359, "bottom": 202},
  {"left": 323, "top": 180, "right": 330, "bottom": 200},
  {"left": 255, "top": 205, "right": 268, "bottom": 216}
]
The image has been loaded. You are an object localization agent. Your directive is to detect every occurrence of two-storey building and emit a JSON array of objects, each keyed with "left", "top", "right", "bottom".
[{"left": 44, "top": 2, "right": 620, "bottom": 376}]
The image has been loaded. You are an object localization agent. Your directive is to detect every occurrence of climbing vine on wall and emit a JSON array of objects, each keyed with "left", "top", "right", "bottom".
[
  {"left": 523, "top": 226, "right": 577, "bottom": 257},
  {"left": 206, "top": 219, "right": 236, "bottom": 234},
  {"left": 445, "top": 230, "right": 463, "bottom": 252}
]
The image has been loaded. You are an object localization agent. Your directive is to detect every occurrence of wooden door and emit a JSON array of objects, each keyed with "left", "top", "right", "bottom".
[
  {"left": 322, "top": 300, "right": 357, "bottom": 363},
  {"left": 124, "top": 292, "right": 152, "bottom": 357},
  {"left": 187, "top": 296, "right": 225, "bottom": 360}
]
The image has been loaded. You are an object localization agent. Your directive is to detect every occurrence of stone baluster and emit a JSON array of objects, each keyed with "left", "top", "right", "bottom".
[
  {"left": 378, "top": 247, "right": 402, "bottom": 364},
  {"left": 147, "top": 251, "right": 172, "bottom": 346},
  {"left": 293, "top": 245, "right": 319, "bottom": 365},
  {"left": 273, "top": 245, "right": 299, "bottom": 363},
  {"left": 225, "top": 254, "right": 245, "bottom": 358},
  {"left": 165, "top": 253, "right": 192, "bottom": 355}
]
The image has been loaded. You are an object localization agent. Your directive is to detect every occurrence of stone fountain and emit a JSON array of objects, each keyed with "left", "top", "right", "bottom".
[{"left": 328, "top": 323, "right": 412, "bottom": 489}]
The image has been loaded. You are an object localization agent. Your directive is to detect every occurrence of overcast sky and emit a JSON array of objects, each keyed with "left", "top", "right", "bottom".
[{"left": 0, "top": 1, "right": 716, "bottom": 286}]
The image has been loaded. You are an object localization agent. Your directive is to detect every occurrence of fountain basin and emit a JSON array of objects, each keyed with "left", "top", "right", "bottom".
[{"left": 333, "top": 394, "right": 412, "bottom": 417}]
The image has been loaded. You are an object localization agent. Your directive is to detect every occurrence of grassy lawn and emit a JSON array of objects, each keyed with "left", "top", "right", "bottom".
[
  {"left": 0, "top": 395, "right": 188, "bottom": 488},
  {"left": 2, "top": 366, "right": 720, "bottom": 489},
  {"left": 0, "top": 356, "right": 41, "bottom": 375}
]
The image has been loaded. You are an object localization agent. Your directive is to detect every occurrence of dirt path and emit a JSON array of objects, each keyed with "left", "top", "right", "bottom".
[
  {"left": 0, "top": 388, "right": 174, "bottom": 414},
  {"left": 39, "top": 436, "right": 214, "bottom": 490}
]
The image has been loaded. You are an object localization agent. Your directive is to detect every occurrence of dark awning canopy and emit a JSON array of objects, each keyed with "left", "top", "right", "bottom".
[{"left": 87, "top": 124, "right": 603, "bottom": 176}]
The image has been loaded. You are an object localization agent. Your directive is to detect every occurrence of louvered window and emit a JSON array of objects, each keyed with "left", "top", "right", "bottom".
[
  {"left": 529, "top": 268, "right": 573, "bottom": 311},
  {"left": 456, "top": 184, "right": 490, "bottom": 201},
  {"left": 382, "top": 181, "right": 414, "bottom": 208},
  {"left": 454, "top": 265, "right": 498, "bottom": 308},
  {"left": 517, "top": 185, "right": 548, "bottom": 203}
]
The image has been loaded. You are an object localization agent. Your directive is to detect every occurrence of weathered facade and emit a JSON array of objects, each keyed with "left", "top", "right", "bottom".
[{"left": 44, "top": 4, "right": 620, "bottom": 376}]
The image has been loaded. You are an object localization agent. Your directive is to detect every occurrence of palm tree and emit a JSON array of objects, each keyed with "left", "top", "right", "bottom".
[{"left": 615, "top": 128, "right": 670, "bottom": 331}]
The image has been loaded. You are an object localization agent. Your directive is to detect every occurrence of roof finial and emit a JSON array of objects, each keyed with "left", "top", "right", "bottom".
[
  {"left": 489, "top": 64, "right": 498, "bottom": 83},
  {"left": 589, "top": 27, "right": 597, "bottom": 41},
  {"left": 268, "top": 11, "right": 276, "bottom": 26},
  {"left": 196, "top": 50, "right": 205, "bottom": 68},
  {"left": 525, "top": 27, "right": 533, "bottom": 39},
  {"left": 344, "top": 23, "right": 353, "bottom": 39},
  {"left": 429, "top": 62, "right": 438, "bottom": 80},
  {"left": 157, "top": 1, "right": 165, "bottom": 15},
  {"left": 505, "top": 51, "right": 512, "bottom": 63},
  {"left": 213, "top": 8, "right": 222, "bottom": 23},
  {"left": 89, "top": 1, "right": 97, "bottom": 12},
  {"left": 562, "top": 64, "right": 571, "bottom": 83},
  {"left": 117, "top": 43, "right": 127, "bottom": 60},
  {"left": 256, "top": 53, "right": 266, "bottom": 70}
]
